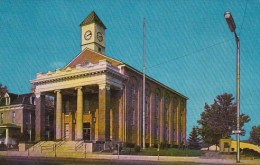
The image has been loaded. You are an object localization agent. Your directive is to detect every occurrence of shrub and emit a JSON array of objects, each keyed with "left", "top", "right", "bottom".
[
  {"left": 125, "top": 142, "right": 135, "bottom": 148},
  {"left": 242, "top": 148, "right": 260, "bottom": 157},
  {"left": 134, "top": 145, "right": 141, "bottom": 153},
  {"left": 145, "top": 143, "right": 149, "bottom": 148},
  {"left": 153, "top": 143, "right": 158, "bottom": 148},
  {"left": 171, "top": 144, "right": 179, "bottom": 148}
]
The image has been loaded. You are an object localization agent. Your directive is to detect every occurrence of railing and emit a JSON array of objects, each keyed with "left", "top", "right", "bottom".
[
  {"left": 41, "top": 143, "right": 55, "bottom": 153},
  {"left": 75, "top": 140, "right": 84, "bottom": 151},
  {"left": 33, "top": 141, "right": 47, "bottom": 151},
  {"left": 55, "top": 136, "right": 67, "bottom": 149}
]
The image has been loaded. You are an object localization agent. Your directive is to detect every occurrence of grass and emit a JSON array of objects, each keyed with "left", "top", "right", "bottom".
[{"left": 121, "top": 147, "right": 203, "bottom": 157}]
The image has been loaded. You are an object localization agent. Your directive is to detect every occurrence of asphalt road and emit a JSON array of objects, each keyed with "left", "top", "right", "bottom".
[{"left": 0, "top": 156, "right": 210, "bottom": 165}]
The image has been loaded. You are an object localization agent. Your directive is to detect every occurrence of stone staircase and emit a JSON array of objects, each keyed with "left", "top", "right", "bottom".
[
  {"left": 26, "top": 140, "right": 120, "bottom": 158},
  {"left": 29, "top": 141, "right": 56, "bottom": 157},
  {"left": 28, "top": 140, "right": 87, "bottom": 158},
  {"left": 56, "top": 141, "right": 85, "bottom": 158}
]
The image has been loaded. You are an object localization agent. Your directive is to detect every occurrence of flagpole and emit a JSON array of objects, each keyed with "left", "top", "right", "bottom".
[{"left": 142, "top": 18, "right": 146, "bottom": 149}]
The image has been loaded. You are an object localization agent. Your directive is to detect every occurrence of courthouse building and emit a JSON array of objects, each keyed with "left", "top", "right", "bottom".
[{"left": 30, "top": 11, "right": 188, "bottom": 147}]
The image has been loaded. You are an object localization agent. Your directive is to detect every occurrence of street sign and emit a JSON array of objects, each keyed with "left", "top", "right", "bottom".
[{"left": 232, "top": 130, "right": 245, "bottom": 136}]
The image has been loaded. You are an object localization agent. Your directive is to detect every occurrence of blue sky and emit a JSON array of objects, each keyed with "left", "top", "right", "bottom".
[{"left": 0, "top": 0, "right": 259, "bottom": 140}]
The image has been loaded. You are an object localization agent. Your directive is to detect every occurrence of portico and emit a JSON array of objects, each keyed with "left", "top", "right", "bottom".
[{"left": 31, "top": 60, "right": 127, "bottom": 142}]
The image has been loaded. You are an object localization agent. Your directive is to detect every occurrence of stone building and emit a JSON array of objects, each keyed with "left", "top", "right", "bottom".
[{"left": 30, "top": 11, "right": 188, "bottom": 147}]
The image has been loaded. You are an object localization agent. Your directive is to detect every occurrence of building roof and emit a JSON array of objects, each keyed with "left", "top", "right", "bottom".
[
  {"left": 11, "top": 93, "right": 34, "bottom": 105},
  {"left": 80, "top": 11, "right": 106, "bottom": 29},
  {"left": 0, "top": 93, "right": 34, "bottom": 106},
  {"left": 65, "top": 48, "right": 188, "bottom": 99}
]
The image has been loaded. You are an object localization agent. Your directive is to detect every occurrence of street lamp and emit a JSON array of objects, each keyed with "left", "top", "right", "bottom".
[{"left": 224, "top": 11, "right": 241, "bottom": 163}]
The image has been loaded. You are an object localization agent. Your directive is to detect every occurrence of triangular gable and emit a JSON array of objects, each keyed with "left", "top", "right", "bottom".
[{"left": 65, "top": 48, "right": 123, "bottom": 69}]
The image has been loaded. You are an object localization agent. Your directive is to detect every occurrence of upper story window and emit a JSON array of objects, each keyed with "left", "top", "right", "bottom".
[
  {"left": 0, "top": 113, "right": 3, "bottom": 124},
  {"left": 65, "top": 100, "right": 70, "bottom": 115},
  {"left": 83, "top": 99, "right": 90, "bottom": 114},
  {"left": 130, "top": 84, "right": 137, "bottom": 126},
  {"left": 165, "top": 96, "right": 169, "bottom": 122},
  {"left": 27, "top": 112, "right": 32, "bottom": 125},
  {"left": 30, "top": 96, "right": 35, "bottom": 105},
  {"left": 6, "top": 97, "right": 10, "bottom": 105},
  {"left": 154, "top": 93, "right": 160, "bottom": 119},
  {"left": 4, "top": 93, "right": 10, "bottom": 105},
  {"left": 12, "top": 111, "right": 15, "bottom": 123}
]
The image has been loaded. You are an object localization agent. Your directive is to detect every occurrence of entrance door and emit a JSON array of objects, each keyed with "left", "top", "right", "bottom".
[
  {"left": 83, "top": 123, "right": 91, "bottom": 141},
  {"left": 65, "top": 123, "right": 69, "bottom": 140}
]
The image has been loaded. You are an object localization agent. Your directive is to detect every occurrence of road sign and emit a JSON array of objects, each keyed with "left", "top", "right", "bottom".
[{"left": 232, "top": 130, "right": 245, "bottom": 136}]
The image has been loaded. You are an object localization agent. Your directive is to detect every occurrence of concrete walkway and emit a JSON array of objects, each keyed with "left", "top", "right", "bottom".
[{"left": 0, "top": 150, "right": 259, "bottom": 164}]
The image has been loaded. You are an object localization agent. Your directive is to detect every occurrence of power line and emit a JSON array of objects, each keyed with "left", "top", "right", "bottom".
[
  {"left": 239, "top": 0, "right": 249, "bottom": 35},
  {"left": 146, "top": 2, "right": 248, "bottom": 70},
  {"left": 147, "top": 37, "right": 233, "bottom": 69}
]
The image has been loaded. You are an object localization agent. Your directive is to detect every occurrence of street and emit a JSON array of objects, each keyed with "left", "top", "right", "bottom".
[{"left": 0, "top": 156, "right": 214, "bottom": 165}]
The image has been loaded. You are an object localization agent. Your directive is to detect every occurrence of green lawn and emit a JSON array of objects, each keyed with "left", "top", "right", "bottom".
[{"left": 121, "top": 147, "right": 203, "bottom": 157}]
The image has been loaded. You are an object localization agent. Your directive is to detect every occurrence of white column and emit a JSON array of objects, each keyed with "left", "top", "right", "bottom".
[
  {"left": 55, "top": 90, "right": 62, "bottom": 140},
  {"left": 5, "top": 128, "right": 9, "bottom": 146},
  {"left": 76, "top": 87, "right": 83, "bottom": 140}
]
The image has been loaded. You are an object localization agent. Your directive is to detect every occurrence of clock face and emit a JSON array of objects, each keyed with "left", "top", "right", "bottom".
[
  {"left": 84, "top": 30, "right": 92, "bottom": 40},
  {"left": 97, "top": 32, "right": 103, "bottom": 42}
]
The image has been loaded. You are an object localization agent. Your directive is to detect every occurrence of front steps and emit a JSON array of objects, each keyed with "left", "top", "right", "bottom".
[{"left": 27, "top": 140, "right": 104, "bottom": 157}]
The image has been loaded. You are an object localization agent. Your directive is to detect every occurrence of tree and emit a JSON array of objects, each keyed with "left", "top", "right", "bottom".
[
  {"left": 249, "top": 125, "right": 260, "bottom": 145},
  {"left": 187, "top": 126, "right": 201, "bottom": 150},
  {"left": 197, "top": 93, "right": 250, "bottom": 147},
  {"left": 0, "top": 83, "right": 8, "bottom": 105}
]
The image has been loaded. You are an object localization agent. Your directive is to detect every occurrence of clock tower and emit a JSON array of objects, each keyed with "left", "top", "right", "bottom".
[{"left": 80, "top": 11, "right": 106, "bottom": 53}]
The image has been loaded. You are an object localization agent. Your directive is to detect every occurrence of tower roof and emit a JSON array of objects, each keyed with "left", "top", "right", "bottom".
[{"left": 80, "top": 11, "right": 106, "bottom": 29}]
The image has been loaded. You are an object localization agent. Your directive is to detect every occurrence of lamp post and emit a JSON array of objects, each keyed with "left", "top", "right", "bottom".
[{"left": 224, "top": 11, "right": 241, "bottom": 163}]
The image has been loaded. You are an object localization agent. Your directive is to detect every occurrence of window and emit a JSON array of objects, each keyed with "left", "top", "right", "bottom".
[
  {"left": 154, "top": 93, "right": 160, "bottom": 119},
  {"left": 83, "top": 99, "right": 90, "bottom": 114},
  {"left": 12, "top": 111, "right": 15, "bottom": 123},
  {"left": 65, "top": 100, "right": 70, "bottom": 115},
  {"left": 6, "top": 97, "right": 10, "bottom": 105},
  {"left": 27, "top": 112, "right": 32, "bottom": 125},
  {"left": 46, "top": 114, "right": 50, "bottom": 126},
  {"left": 30, "top": 96, "right": 35, "bottom": 105},
  {"left": 130, "top": 85, "right": 136, "bottom": 126},
  {"left": 145, "top": 95, "right": 150, "bottom": 138},
  {"left": 154, "top": 92, "right": 160, "bottom": 141},
  {"left": 131, "top": 108, "right": 135, "bottom": 125},
  {"left": 164, "top": 126, "right": 168, "bottom": 141},
  {"left": 0, "top": 113, "right": 3, "bottom": 124},
  {"left": 165, "top": 96, "right": 169, "bottom": 122}
]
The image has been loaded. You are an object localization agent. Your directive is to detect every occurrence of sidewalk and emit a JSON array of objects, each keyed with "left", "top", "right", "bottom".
[{"left": 0, "top": 150, "right": 259, "bottom": 164}]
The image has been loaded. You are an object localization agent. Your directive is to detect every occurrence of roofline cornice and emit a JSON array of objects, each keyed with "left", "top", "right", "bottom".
[
  {"left": 119, "top": 64, "right": 188, "bottom": 100},
  {"left": 30, "top": 62, "right": 127, "bottom": 86},
  {"left": 0, "top": 104, "right": 35, "bottom": 110}
]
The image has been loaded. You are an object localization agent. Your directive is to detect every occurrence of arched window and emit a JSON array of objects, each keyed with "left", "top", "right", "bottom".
[
  {"left": 164, "top": 96, "right": 169, "bottom": 141},
  {"left": 145, "top": 91, "right": 150, "bottom": 139},
  {"left": 4, "top": 93, "right": 10, "bottom": 105},
  {"left": 130, "top": 84, "right": 136, "bottom": 125},
  {"left": 165, "top": 96, "right": 169, "bottom": 122},
  {"left": 154, "top": 90, "right": 160, "bottom": 142}
]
